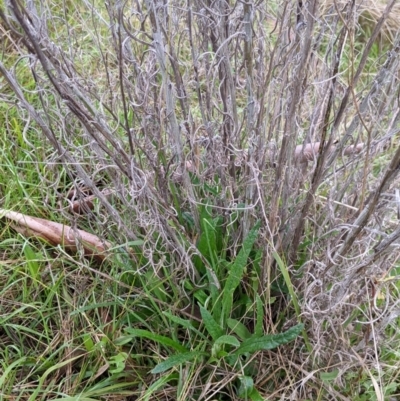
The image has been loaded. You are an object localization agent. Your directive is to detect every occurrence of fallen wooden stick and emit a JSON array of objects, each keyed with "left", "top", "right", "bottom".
[
  {"left": 1, "top": 209, "right": 110, "bottom": 262},
  {"left": 68, "top": 188, "right": 114, "bottom": 214},
  {"left": 294, "top": 142, "right": 364, "bottom": 163}
]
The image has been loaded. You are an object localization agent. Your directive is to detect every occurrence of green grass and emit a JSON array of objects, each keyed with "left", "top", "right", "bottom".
[
  {"left": 2, "top": 0, "right": 400, "bottom": 400},
  {"left": 0, "top": 162, "right": 302, "bottom": 400}
]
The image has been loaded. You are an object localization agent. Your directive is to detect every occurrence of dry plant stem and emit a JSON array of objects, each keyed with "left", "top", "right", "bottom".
[
  {"left": 330, "top": 246, "right": 400, "bottom": 343},
  {"left": 256, "top": 4, "right": 286, "bottom": 148},
  {"left": 106, "top": 4, "right": 135, "bottom": 156},
  {"left": 206, "top": 1, "right": 239, "bottom": 174},
  {"left": 288, "top": 4, "right": 350, "bottom": 262},
  {"left": 271, "top": 0, "right": 317, "bottom": 251},
  {"left": 328, "top": 35, "right": 400, "bottom": 175},
  {"left": 327, "top": 0, "right": 397, "bottom": 162},
  {"left": 7, "top": 1, "right": 134, "bottom": 179},
  {"left": 278, "top": 359, "right": 351, "bottom": 401},
  {"left": 324, "top": 35, "right": 400, "bottom": 271},
  {"left": 145, "top": 0, "right": 182, "bottom": 160},
  {"left": 242, "top": 1, "right": 256, "bottom": 237},
  {"left": 327, "top": 143, "right": 400, "bottom": 272},
  {"left": 295, "top": 142, "right": 363, "bottom": 163},
  {"left": 145, "top": 0, "right": 200, "bottom": 230},
  {"left": 70, "top": 189, "right": 114, "bottom": 214},
  {"left": 0, "top": 61, "right": 137, "bottom": 241},
  {"left": 2, "top": 1, "right": 400, "bottom": 393},
  {"left": 180, "top": 142, "right": 364, "bottom": 181},
  {"left": 373, "top": 227, "right": 400, "bottom": 261},
  {"left": 186, "top": 3, "right": 206, "bottom": 125},
  {"left": 1, "top": 1, "right": 200, "bottom": 274}
]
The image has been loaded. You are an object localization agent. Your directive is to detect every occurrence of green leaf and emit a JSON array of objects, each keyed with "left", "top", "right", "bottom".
[
  {"left": 238, "top": 375, "right": 254, "bottom": 398},
  {"left": 320, "top": 369, "right": 339, "bottom": 382},
  {"left": 169, "top": 181, "right": 183, "bottom": 224},
  {"left": 273, "top": 251, "right": 312, "bottom": 353},
  {"left": 248, "top": 388, "right": 265, "bottom": 401},
  {"left": 211, "top": 335, "right": 240, "bottom": 359},
  {"left": 124, "top": 328, "right": 188, "bottom": 352},
  {"left": 109, "top": 352, "right": 128, "bottom": 374},
  {"left": 222, "top": 222, "right": 260, "bottom": 322},
  {"left": 255, "top": 294, "right": 264, "bottom": 338},
  {"left": 182, "top": 211, "right": 195, "bottom": 230},
  {"left": 203, "top": 218, "right": 217, "bottom": 264},
  {"left": 28, "top": 355, "right": 83, "bottom": 401},
  {"left": 108, "top": 240, "right": 144, "bottom": 251},
  {"left": 272, "top": 251, "right": 300, "bottom": 317},
  {"left": 227, "top": 318, "right": 252, "bottom": 340},
  {"left": 82, "top": 333, "right": 95, "bottom": 351},
  {"left": 162, "top": 311, "right": 207, "bottom": 340},
  {"left": 23, "top": 242, "right": 40, "bottom": 281},
  {"left": 0, "top": 357, "right": 27, "bottom": 389},
  {"left": 143, "top": 373, "right": 179, "bottom": 401},
  {"left": 234, "top": 324, "right": 303, "bottom": 356},
  {"left": 151, "top": 351, "right": 204, "bottom": 374},
  {"left": 197, "top": 210, "right": 213, "bottom": 262},
  {"left": 214, "top": 335, "right": 240, "bottom": 347},
  {"left": 197, "top": 216, "right": 222, "bottom": 305},
  {"left": 145, "top": 272, "right": 168, "bottom": 302},
  {"left": 199, "top": 305, "right": 223, "bottom": 341},
  {"left": 193, "top": 213, "right": 216, "bottom": 275}
]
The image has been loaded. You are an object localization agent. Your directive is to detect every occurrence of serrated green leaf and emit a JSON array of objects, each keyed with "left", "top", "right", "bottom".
[
  {"left": 255, "top": 294, "right": 264, "bottom": 337},
  {"left": 222, "top": 222, "right": 260, "bottom": 322},
  {"left": 203, "top": 218, "right": 217, "bottom": 262},
  {"left": 151, "top": 351, "right": 204, "bottom": 374},
  {"left": 211, "top": 216, "right": 224, "bottom": 255},
  {"left": 197, "top": 211, "right": 213, "bottom": 260},
  {"left": 238, "top": 375, "right": 254, "bottom": 398},
  {"left": 214, "top": 335, "right": 240, "bottom": 347},
  {"left": 199, "top": 305, "right": 223, "bottom": 340},
  {"left": 194, "top": 215, "right": 217, "bottom": 279},
  {"left": 227, "top": 318, "right": 252, "bottom": 340},
  {"left": 201, "top": 217, "right": 222, "bottom": 306},
  {"left": 235, "top": 324, "right": 303, "bottom": 356},
  {"left": 124, "top": 328, "right": 187, "bottom": 352},
  {"left": 248, "top": 388, "right": 265, "bottom": 401},
  {"left": 320, "top": 369, "right": 339, "bottom": 382}
]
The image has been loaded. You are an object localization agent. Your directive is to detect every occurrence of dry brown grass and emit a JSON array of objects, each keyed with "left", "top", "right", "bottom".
[{"left": 323, "top": 0, "right": 400, "bottom": 43}]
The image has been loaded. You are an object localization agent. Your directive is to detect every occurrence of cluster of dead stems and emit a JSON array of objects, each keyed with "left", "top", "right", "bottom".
[{"left": 1, "top": 0, "right": 400, "bottom": 377}]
